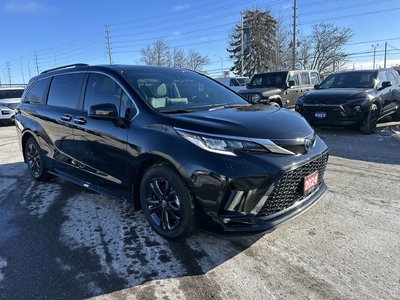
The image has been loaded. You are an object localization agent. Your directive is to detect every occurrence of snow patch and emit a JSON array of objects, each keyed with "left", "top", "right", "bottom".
[
  {"left": 60, "top": 193, "right": 186, "bottom": 286},
  {"left": 20, "top": 181, "right": 61, "bottom": 218}
]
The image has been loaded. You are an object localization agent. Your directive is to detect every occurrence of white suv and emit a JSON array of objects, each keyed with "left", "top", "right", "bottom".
[{"left": 0, "top": 87, "right": 24, "bottom": 125}]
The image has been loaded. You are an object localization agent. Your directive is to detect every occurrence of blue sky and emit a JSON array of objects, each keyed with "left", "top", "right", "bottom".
[{"left": 1, "top": 0, "right": 400, "bottom": 84}]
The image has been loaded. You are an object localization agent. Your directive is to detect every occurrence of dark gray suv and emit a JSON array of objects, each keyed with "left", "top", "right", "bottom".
[{"left": 238, "top": 70, "right": 320, "bottom": 108}]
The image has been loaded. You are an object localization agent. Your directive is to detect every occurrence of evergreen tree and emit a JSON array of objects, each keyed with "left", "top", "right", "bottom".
[{"left": 227, "top": 9, "right": 277, "bottom": 77}]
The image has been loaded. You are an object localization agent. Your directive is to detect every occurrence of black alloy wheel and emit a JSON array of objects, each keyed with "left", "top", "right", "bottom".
[
  {"left": 140, "top": 165, "right": 195, "bottom": 240},
  {"left": 24, "top": 137, "right": 48, "bottom": 180},
  {"left": 360, "top": 104, "right": 379, "bottom": 134}
]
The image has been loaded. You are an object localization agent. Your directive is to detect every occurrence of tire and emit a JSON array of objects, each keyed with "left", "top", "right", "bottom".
[
  {"left": 24, "top": 137, "right": 49, "bottom": 181},
  {"left": 360, "top": 104, "right": 379, "bottom": 134},
  {"left": 140, "top": 164, "right": 195, "bottom": 240},
  {"left": 269, "top": 101, "right": 281, "bottom": 108}
]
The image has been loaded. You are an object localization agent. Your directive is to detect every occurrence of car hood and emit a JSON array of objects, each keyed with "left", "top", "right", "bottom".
[
  {"left": 238, "top": 87, "right": 283, "bottom": 97},
  {"left": 166, "top": 104, "right": 313, "bottom": 140},
  {"left": 0, "top": 98, "right": 21, "bottom": 105},
  {"left": 303, "top": 88, "right": 373, "bottom": 104}
]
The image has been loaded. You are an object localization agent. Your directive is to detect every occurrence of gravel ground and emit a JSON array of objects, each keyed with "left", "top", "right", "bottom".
[{"left": 0, "top": 122, "right": 399, "bottom": 300}]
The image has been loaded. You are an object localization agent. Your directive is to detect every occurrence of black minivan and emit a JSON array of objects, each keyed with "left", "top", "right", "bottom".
[{"left": 16, "top": 64, "right": 329, "bottom": 240}]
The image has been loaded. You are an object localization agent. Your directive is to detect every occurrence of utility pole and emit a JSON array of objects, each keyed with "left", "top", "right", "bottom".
[
  {"left": 34, "top": 51, "right": 40, "bottom": 74},
  {"left": 372, "top": 44, "right": 379, "bottom": 69},
  {"left": 6, "top": 62, "right": 12, "bottom": 86},
  {"left": 240, "top": 12, "right": 244, "bottom": 76},
  {"left": 105, "top": 25, "right": 113, "bottom": 64},
  {"left": 292, "top": 0, "right": 297, "bottom": 70},
  {"left": 20, "top": 57, "right": 25, "bottom": 85},
  {"left": 384, "top": 42, "right": 387, "bottom": 68}
]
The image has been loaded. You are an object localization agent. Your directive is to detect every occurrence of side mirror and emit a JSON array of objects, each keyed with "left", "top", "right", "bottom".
[
  {"left": 287, "top": 80, "right": 295, "bottom": 88},
  {"left": 381, "top": 81, "right": 392, "bottom": 89},
  {"left": 314, "top": 84, "right": 320, "bottom": 90},
  {"left": 89, "top": 103, "right": 118, "bottom": 119}
]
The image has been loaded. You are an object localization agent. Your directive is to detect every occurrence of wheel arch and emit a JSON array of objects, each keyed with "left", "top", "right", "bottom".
[
  {"left": 130, "top": 153, "right": 192, "bottom": 211},
  {"left": 21, "top": 130, "right": 36, "bottom": 163},
  {"left": 268, "top": 95, "right": 283, "bottom": 107}
]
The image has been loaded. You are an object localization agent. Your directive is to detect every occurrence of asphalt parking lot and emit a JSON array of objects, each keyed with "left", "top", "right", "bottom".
[{"left": 0, "top": 122, "right": 399, "bottom": 300}]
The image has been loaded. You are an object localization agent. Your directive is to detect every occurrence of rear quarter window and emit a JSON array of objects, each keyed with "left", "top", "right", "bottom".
[
  {"left": 47, "top": 73, "right": 86, "bottom": 109},
  {"left": 23, "top": 78, "right": 50, "bottom": 104},
  {"left": 310, "top": 72, "right": 320, "bottom": 85},
  {"left": 300, "top": 72, "right": 311, "bottom": 85}
]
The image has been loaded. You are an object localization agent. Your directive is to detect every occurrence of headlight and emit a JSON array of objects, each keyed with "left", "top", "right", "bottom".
[
  {"left": 175, "top": 129, "right": 267, "bottom": 156},
  {"left": 251, "top": 94, "right": 261, "bottom": 102},
  {"left": 346, "top": 97, "right": 369, "bottom": 105}
]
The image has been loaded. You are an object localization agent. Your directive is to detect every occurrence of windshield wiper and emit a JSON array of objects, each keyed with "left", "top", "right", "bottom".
[
  {"left": 159, "top": 108, "right": 198, "bottom": 114},
  {"left": 208, "top": 104, "right": 250, "bottom": 111}
]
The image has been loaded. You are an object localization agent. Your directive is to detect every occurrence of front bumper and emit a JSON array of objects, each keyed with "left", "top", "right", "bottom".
[
  {"left": 180, "top": 136, "right": 329, "bottom": 234},
  {"left": 297, "top": 104, "right": 366, "bottom": 126},
  {"left": 218, "top": 182, "right": 327, "bottom": 235}
]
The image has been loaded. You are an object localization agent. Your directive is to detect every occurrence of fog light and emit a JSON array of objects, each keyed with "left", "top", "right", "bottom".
[
  {"left": 354, "top": 105, "right": 362, "bottom": 113},
  {"left": 222, "top": 218, "right": 231, "bottom": 223}
]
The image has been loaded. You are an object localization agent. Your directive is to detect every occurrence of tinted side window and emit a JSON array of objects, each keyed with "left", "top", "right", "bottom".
[
  {"left": 300, "top": 72, "right": 310, "bottom": 85},
  {"left": 84, "top": 73, "right": 123, "bottom": 114},
  {"left": 288, "top": 74, "right": 299, "bottom": 86},
  {"left": 230, "top": 79, "right": 240, "bottom": 86},
  {"left": 24, "top": 78, "right": 50, "bottom": 103},
  {"left": 391, "top": 70, "right": 400, "bottom": 83},
  {"left": 377, "top": 71, "right": 388, "bottom": 88},
  {"left": 310, "top": 72, "right": 320, "bottom": 85},
  {"left": 47, "top": 74, "right": 85, "bottom": 109}
]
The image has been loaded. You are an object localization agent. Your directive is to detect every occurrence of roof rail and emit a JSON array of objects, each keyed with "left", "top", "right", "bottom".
[{"left": 40, "top": 63, "right": 89, "bottom": 74}]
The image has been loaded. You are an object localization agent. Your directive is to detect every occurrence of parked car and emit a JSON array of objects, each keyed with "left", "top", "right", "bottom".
[
  {"left": 0, "top": 86, "right": 24, "bottom": 125},
  {"left": 295, "top": 69, "right": 400, "bottom": 134},
  {"left": 238, "top": 70, "right": 320, "bottom": 108},
  {"left": 214, "top": 77, "right": 250, "bottom": 92},
  {"left": 16, "top": 64, "right": 329, "bottom": 240}
]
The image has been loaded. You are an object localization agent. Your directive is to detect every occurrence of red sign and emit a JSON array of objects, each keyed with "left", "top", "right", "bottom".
[{"left": 304, "top": 172, "right": 319, "bottom": 194}]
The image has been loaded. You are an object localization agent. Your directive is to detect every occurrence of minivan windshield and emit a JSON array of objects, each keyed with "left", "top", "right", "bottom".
[
  {"left": 319, "top": 71, "right": 377, "bottom": 89},
  {"left": 123, "top": 68, "right": 249, "bottom": 113},
  {"left": 0, "top": 89, "right": 24, "bottom": 100},
  {"left": 249, "top": 72, "right": 288, "bottom": 88}
]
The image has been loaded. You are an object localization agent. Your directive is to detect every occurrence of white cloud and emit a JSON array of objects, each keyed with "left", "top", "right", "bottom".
[
  {"left": 172, "top": 4, "right": 191, "bottom": 12},
  {"left": 4, "top": 1, "right": 48, "bottom": 13}
]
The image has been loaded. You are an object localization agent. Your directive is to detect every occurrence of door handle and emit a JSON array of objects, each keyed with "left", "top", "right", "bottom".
[
  {"left": 60, "top": 114, "right": 72, "bottom": 122},
  {"left": 73, "top": 116, "right": 87, "bottom": 125}
]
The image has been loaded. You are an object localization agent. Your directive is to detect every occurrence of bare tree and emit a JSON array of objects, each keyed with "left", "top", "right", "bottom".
[
  {"left": 140, "top": 40, "right": 170, "bottom": 66},
  {"left": 185, "top": 49, "right": 210, "bottom": 71},
  {"left": 273, "top": 20, "right": 291, "bottom": 70},
  {"left": 140, "top": 40, "right": 209, "bottom": 71},
  {"left": 297, "top": 23, "right": 352, "bottom": 73},
  {"left": 171, "top": 48, "right": 186, "bottom": 68}
]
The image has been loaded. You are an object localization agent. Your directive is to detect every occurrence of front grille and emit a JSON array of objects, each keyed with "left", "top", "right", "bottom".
[
  {"left": 258, "top": 153, "right": 328, "bottom": 216},
  {"left": 240, "top": 93, "right": 254, "bottom": 102}
]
